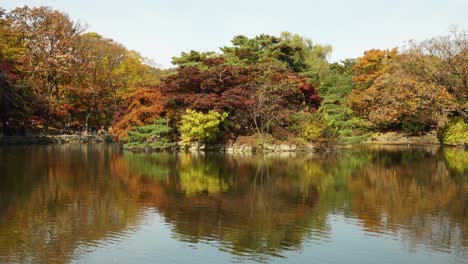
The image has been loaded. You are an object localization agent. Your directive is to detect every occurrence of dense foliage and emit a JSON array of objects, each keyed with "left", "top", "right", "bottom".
[
  {"left": 442, "top": 118, "right": 468, "bottom": 145},
  {"left": 179, "top": 109, "right": 228, "bottom": 143},
  {"left": 1, "top": 5, "right": 467, "bottom": 146},
  {"left": 0, "top": 6, "right": 164, "bottom": 135}
]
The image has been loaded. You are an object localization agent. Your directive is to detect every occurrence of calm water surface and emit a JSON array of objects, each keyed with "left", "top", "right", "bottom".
[{"left": 0, "top": 144, "right": 467, "bottom": 264}]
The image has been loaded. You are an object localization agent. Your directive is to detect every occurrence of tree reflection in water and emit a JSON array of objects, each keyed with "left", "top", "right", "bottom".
[{"left": 0, "top": 144, "right": 466, "bottom": 263}]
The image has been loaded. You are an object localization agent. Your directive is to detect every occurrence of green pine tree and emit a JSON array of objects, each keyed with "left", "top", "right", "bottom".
[
  {"left": 318, "top": 61, "right": 371, "bottom": 144},
  {"left": 122, "top": 119, "right": 174, "bottom": 150}
]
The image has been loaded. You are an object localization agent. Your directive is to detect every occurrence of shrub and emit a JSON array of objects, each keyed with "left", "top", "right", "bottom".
[
  {"left": 334, "top": 117, "right": 371, "bottom": 144},
  {"left": 122, "top": 119, "right": 174, "bottom": 150},
  {"left": 289, "top": 111, "right": 333, "bottom": 142},
  {"left": 290, "top": 111, "right": 370, "bottom": 144},
  {"left": 442, "top": 118, "right": 468, "bottom": 145},
  {"left": 179, "top": 109, "right": 228, "bottom": 143},
  {"left": 301, "top": 113, "right": 331, "bottom": 141}
]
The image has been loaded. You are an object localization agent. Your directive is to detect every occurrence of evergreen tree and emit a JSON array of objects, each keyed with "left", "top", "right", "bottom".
[
  {"left": 318, "top": 60, "right": 370, "bottom": 144},
  {"left": 122, "top": 119, "right": 174, "bottom": 150}
]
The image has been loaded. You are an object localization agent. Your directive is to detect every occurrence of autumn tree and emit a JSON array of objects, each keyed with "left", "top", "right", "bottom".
[
  {"left": 0, "top": 8, "right": 24, "bottom": 64},
  {"left": 160, "top": 58, "right": 256, "bottom": 133},
  {"left": 161, "top": 57, "right": 320, "bottom": 138},
  {"left": 349, "top": 48, "right": 398, "bottom": 115},
  {"left": 357, "top": 59, "right": 457, "bottom": 131},
  {"left": 112, "top": 88, "right": 165, "bottom": 139},
  {"left": 351, "top": 48, "right": 398, "bottom": 89},
  {"left": 1, "top": 6, "right": 165, "bottom": 135},
  {"left": 245, "top": 68, "right": 321, "bottom": 144},
  {"left": 68, "top": 33, "right": 153, "bottom": 131},
  {"left": 0, "top": 8, "right": 24, "bottom": 134},
  {"left": 7, "top": 6, "right": 84, "bottom": 131},
  {"left": 64, "top": 32, "right": 162, "bottom": 133},
  {"left": 66, "top": 33, "right": 124, "bottom": 131},
  {"left": 406, "top": 28, "right": 468, "bottom": 119}
]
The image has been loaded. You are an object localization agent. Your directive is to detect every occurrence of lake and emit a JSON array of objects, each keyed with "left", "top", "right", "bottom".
[{"left": 0, "top": 144, "right": 466, "bottom": 264}]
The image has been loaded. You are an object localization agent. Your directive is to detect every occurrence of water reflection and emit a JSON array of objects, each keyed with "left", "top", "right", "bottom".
[
  {"left": 0, "top": 144, "right": 466, "bottom": 263},
  {"left": 0, "top": 145, "right": 142, "bottom": 264}
]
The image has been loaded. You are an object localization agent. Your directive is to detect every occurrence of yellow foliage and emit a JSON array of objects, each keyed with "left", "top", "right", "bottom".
[
  {"left": 179, "top": 109, "right": 228, "bottom": 143},
  {"left": 301, "top": 114, "right": 330, "bottom": 141}
]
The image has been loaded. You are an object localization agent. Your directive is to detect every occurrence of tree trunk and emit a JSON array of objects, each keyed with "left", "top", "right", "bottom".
[
  {"left": 85, "top": 112, "right": 91, "bottom": 133},
  {"left": 1, "top": 117, "right": 7, "bottom": 136},
  {"left": 44, "top": 110, "right": 50, "bottom": 134}
]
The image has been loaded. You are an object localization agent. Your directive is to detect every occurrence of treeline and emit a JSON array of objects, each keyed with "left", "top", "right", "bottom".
[{"left": 0, "top": 6, "right": 467, "bottom": 146}]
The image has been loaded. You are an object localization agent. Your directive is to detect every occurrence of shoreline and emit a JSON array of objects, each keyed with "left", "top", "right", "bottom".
[
  {"left": 0, "top": 134, "right": 115, "bottom": 145},
  {"left": 1, "top": 134, "right": 466, "bottom": 150}
]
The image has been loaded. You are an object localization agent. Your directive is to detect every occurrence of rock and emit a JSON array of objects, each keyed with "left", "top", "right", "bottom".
[
  {"left": 279, "top": 144, "right": 291, "bottom": 151},
  {"left": 264, "top": 144, "right": 276, "bottom": 151},
  {"left": 243, "top": 146, "right": 253, "bottom": 152},
  {"left": 305, "top": 144, "right": 316, "bottom": 151},
  {"left": 188, "top": 147, "right": 198, "bottom": 152},
  {"left": 0, "top": 134, "right": 117, "bottom": 145},
  {"left": 188, "top": 142, "right": 199, "bottom": 152},
  {"left": 233, "top": 146, "right": 243, "bottom": 153}
]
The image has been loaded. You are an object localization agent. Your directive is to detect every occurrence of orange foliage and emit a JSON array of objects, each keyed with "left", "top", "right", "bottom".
[
  {"left": 350, "top": 53, "right": 457, "bottom": 128},
  {"left": 112, "top": 88, "right": 164, "bottom": 138},
  {"left": 350, "top": 48, "right": 398, "bottom": 114},
  {"left": 362, "top": 69, "right": 456, "bottom": 127},
  {"left": 352, "top": 48, "right": 398, "bottom": 89}
]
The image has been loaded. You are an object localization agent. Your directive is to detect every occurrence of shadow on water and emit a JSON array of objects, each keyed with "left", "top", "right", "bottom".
[{"left": 0, "top": 144, "right": 466, "bottom": 263}]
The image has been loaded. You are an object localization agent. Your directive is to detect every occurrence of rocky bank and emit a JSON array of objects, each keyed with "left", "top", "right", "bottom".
[{"left": 0, "top": 134, "right": 116, "bottom": 145}]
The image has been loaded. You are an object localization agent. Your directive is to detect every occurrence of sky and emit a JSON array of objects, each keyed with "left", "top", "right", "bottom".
[{"left": 2, "top": 0, "right": 467, "bottom": 68}]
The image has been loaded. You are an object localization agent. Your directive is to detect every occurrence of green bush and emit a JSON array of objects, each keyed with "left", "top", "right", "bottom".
[
  {"left": 442, "top": 118, "right": 468, "bottom": 145},
  {"left": 179, "top": 109, "right": 228, "bottom": 143},
  {"left": 122, "top": 119, "right": 174, "bottom": 150}
]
